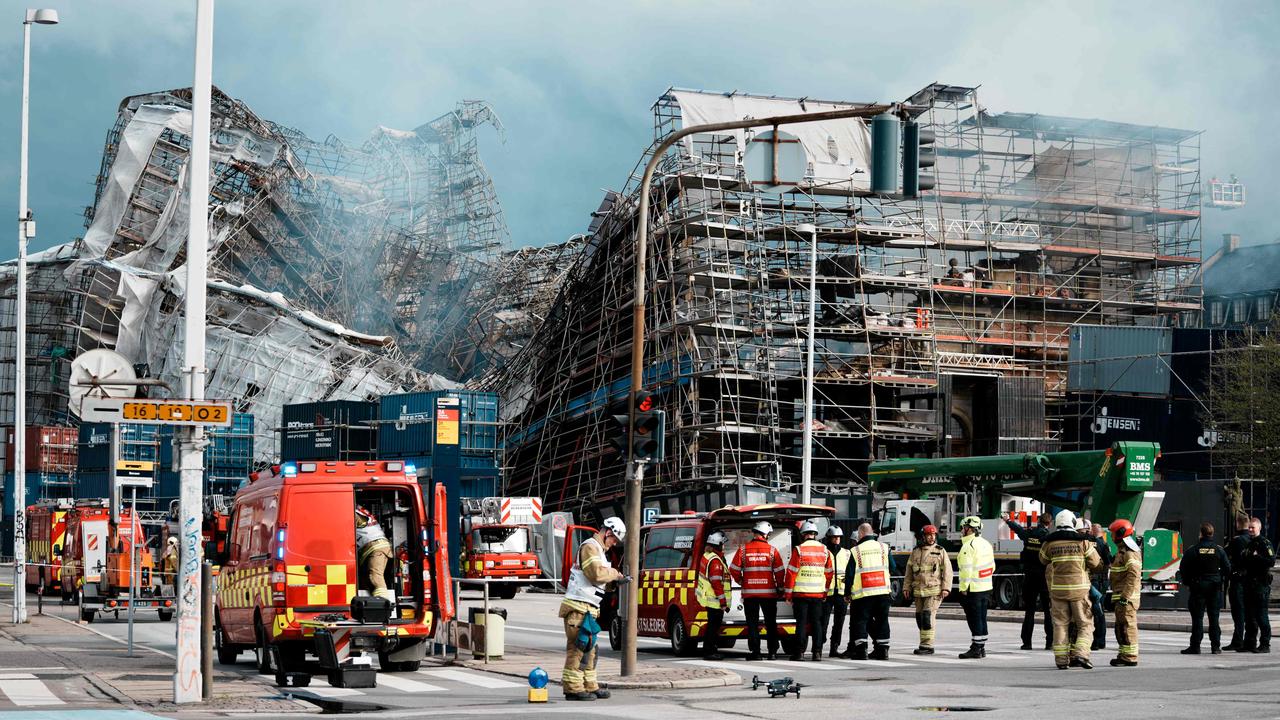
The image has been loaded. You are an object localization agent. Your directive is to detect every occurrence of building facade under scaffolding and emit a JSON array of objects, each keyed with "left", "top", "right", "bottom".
[
  {"left": 0, "top": 87, "right": 512, "bottom": 462},
  {"left": 489, "top": 84, "right": 1203, "bottom": 518}
]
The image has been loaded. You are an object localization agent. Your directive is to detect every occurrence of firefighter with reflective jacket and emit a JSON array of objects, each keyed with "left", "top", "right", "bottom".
[
  {"left": 1040, "top": 509, "right": 1101, "bottom": 669},
  {"left": 730, "top": 521, "right": 786, "bottom": 660},
  {"left": 355, "top": 506, "right": 395, "bottom": 603},
  {"left": 822, "top": 526, "right": 851, "bottom": 654},
  {"left": 696, "top": 531, "right": 731, "bottom": 660},
  {"left": 1108, "top": 519, "right": 1142, "bottom": 666},
  {"left": 956, "top": 516, "right": 995, "bottom": 659},
  {"left": 843, "top": 522, "right": 893, "bottom": 660},
  {"left": 785, "top": 521, "right": 834, "bottom": 661},
  {"left": 559, "top": 516, "right": 625, "bottom": 701},
  {"left": 903, "top": 524, "right": 951, "bottom": 655}
]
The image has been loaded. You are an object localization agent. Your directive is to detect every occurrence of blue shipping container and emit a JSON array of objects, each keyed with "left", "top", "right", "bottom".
[
  {"left": 281, "top": 401, "right": 378, "bottom": 461},
  {"left": 378, "top": 391, "right": 499, "bottom": 459},
  {"left": 398, "top": 453, "right": 499, "bottom": 578}
]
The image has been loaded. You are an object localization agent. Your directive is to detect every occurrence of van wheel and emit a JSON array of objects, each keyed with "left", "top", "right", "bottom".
[
  {"left": 609, "top": 615, "right": 622, "bottom": 652},
  {"left": 79, "top": 607, "right": 95, "bottom": 623},
  {"left": 254, "top": 618, "right": 274, "bottom": 674},
  {"left": 216, "top": 618, "right": 240, "bottom": 665},
  {"left": 667, "top": 610, "right": 697, "bottom": 657},
  {"left": 158, "top": 609, "right": 174, "bottom": 622},
  {"left": 378, "top": 652, "right": 421, "bottom": 673},
  {"left": 493, "top": 584, "right": 518, "bottom": 600}
]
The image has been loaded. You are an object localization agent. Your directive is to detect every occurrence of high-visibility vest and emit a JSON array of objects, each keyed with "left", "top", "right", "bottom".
[
  {"left": 827, "top": 546, "right": 852, "bottom": 596},
  {"left": 957, "top": 534, "right": 995, "bottom": 592},
  {"left": 731, "top": 539, "right": 784, "bottom": 599},
  {"left": 788, "top": 540, "right": 831, "bottom": 598},
  {"left": 850, "top": 539, "right": 891, "bottom": 599},
  {"left": 696, "top": 551, "right": 730, "bottom": 609}
]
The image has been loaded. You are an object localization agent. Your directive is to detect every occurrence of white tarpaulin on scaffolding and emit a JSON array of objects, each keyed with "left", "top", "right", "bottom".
[{"left": 669, "top": 90, "right": 873, "bottom": 190}]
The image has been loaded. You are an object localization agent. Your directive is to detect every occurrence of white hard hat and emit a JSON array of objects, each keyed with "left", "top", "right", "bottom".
[
  {"left": 706, "top": 531, "right": 727, "bottom": 546},
  {"left": 753, "top": 521, "right": 773, "bottom": 536},
  {"left": 602, "top": 516, "right": 627, "bottom": 541},
  {"left": 1055, "top": 509, "right": 1077, "bottom": 530},
  {"left": 800, "top": 520, "right": 819, "bottom": 535},
  {"left": 825, "top": 525, "right": 844, "bottom": 538}
]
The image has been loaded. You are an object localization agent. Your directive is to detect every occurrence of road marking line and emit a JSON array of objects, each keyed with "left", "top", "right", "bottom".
[
  {"left": 374, "top": 674, "right": 447, "bottom": 693},
  {"left": 824, "top": 657, "right": 914, "bottom": 668},
  {"left": 676, "top": 659, "right": 808, "bottom": 673},
  {"left": 895, "top": 655, "right": 970, "bottom": 664},
  {"left": 418, "top": 669, "right": 523, "bottom": 689},
  {"left": 0, "top": 674, "right": 64, "bottom": 706},
  {"left": 754, "top": 659, "right": 847, "bottom": 672},
  {"left": 301, "top": 686, "right": 365, "bottom": 697}
]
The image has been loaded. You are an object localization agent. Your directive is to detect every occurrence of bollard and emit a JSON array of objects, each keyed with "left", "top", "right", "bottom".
[{"left": 201, "top": 561, "right": 213, "bottom": 700}]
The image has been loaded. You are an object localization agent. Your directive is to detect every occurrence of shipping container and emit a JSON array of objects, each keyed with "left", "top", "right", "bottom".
[
  {"left": 4, "top": 426, "right": 79, "bottom": 473},
  {"left": 78, "top": 423, "right": 162, "bottom": 471},
  {"left": 378, "top": 391, "right": 499, "bottom": 459},
  {"left": 1068, "top": 325, "right": 1172, "bottom": 397},
  {"left": 280, "top": 401, "right": 377, "bottom": 461},
  {"left": 1062, "top": 392, "right": 1211, "bottom": 474},
  {"left": 396, "top": 453, "right": 500, "bottom": 577}
]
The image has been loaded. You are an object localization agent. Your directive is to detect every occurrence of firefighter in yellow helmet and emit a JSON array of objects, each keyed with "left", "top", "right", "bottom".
[
  {"left": 1040, "top": 509, "right": 1101, "bottom": 669},
  {"left": 559, "top": 516, "right": 625, "bottom": 701},
  {"left": 956, "top": 516, "right": 994, "bottom": 658},
  {"left": 1108, "top": 519, "right": 1142, "bottom": 666},
  {"left": 903, "top": 524, "right": 951, "bottom": 654},
  {"left": 355, "top": 506, "right": 396, "bottom": 604}
]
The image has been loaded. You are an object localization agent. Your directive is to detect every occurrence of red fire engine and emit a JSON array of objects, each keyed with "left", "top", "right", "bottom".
[
  {"left": 25, "top": 499, "right": 71, "bottom": 597},
  {"left": 60, "top": 500, "right": 175, "bottom": 623}
]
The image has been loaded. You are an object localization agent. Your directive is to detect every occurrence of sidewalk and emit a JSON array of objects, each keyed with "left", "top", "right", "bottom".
[
  {"left": 460, "top": 646, "right": 741, "bottom": 690},
  {"left": 0, "top": 610, "right": 314, "bottom": 715}
]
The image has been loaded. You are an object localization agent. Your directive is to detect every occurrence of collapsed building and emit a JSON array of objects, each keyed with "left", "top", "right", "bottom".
[
  {"left": 0, "top": 87, "right": 512, "bottom": 461},
  {"left": 487, "top": 85, "right": 1203, "bottom": 518}
]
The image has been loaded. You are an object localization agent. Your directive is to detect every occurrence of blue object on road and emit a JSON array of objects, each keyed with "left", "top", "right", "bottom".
[{"left": 528, "top": 666, "right": 549, "bottom": 689}]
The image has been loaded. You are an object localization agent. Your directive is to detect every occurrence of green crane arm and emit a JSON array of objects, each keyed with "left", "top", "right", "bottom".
[{"left": 867, "top": 441, "right": 1161, "bottom": 523}]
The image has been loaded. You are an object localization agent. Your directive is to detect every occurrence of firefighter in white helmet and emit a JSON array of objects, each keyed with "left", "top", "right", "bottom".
[
  {"left": 696, "top": 530, "right": 731, "bottom": 660},
  {"left": 1040, "top": 509, "right": 1101, "bottom": 669},
  {"left": 822, "top": 526, "right": 851, "bottom": 654},
  {"left": 559, "top": 516, "right": 625, "bottom": 701},
  {"left": 730, "top": 520, "right": 786, "bottom": 660},
  {"left": 355, "top": 506, "right": 395, "bottom": 603},
  {"left": 785, "top": 520, "right": 834, "bottom": 661}
]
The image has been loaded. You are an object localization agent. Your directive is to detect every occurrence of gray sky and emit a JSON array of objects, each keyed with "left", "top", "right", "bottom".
[{"left": 1, "top": 0, "right": 1276, "bottom": 255}]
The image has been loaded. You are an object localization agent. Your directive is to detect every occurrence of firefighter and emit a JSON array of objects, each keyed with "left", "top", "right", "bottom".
[
  {"left": 1004, "top": 511, "right": 1052, "bottom": 650},
  {"left": 821, "top": 526, "right": 851, "bottom": 655},
  {"left": 559, "top": 516, "right": 625, "bottom": 701},
  {"left": 1180, "top": 521, "right": 1229, "bottom": 654},
  {"left": 1240, "top": 517, "right": 1275, "bottom": 653},
  {"left": 355, "top": 506, "right": 395, "bottom": 603},
  {"left": 1040, "top": 509, "right": 1101, "bottom": 669},
  {"left": 1108, "top": 519, "right": 1142, "bottom": 666},
  {"left": 956, "top": 516, "right": 995, "bottom": 659},
  {"left": 696, "top": 531, "right": 731, "bottom": 660},
  {"left": 1224, "top": 513, "right": 1252, "bottom": 651},
  {"left": 842, "top": 522, "right": 892, "bottom": 660},
  {"left": 784, "top": 521, "right": 833, "bottom": 661},
  {"left": 730, "top": 521, "right": 785, "bottom": 661},
  {"left": 903, "top": 524, "right": 951, "bottom": 655},
  {"left": 161, "top": 536, "right": 179, "bottom": 588}
]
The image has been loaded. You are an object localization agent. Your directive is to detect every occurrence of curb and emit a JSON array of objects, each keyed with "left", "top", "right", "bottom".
[{"left": 459, "top": 657, "right": 741, "bottom": 690}]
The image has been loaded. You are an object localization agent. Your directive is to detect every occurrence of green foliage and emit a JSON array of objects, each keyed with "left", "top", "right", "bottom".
[{"left": 1208, "top": 322, "right": 1280, "bottom": 482}]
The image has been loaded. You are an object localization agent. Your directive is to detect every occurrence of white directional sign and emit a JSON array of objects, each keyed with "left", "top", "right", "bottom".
[{"left": 78, "top": 397, "right": 233, "bottom": 427}]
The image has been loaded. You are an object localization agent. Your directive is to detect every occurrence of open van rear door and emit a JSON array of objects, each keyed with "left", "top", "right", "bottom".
[
  {"left": 428, "top": 482, "right": 455, "bottom": 629},
  {"left": 560, "top": 525, "right": 597, "bottom": 585}
]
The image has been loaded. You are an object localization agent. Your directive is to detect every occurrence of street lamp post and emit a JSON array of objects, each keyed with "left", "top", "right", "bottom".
[
  {"left": 11, "top": 6, "right": 58, "bottom": 626},
  {"left": 622, "top": 102, "right": 896, "bottom": 675}
]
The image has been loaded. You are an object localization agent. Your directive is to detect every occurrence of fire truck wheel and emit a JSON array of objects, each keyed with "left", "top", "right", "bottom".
[
  {"left": 378, "top": 651, "right": 421, "bottom": 673},
  {"left": 993, "top": 576, "right": 1020, "bottom": 610},
  {"left": 158, "top": 609, "right": 174, "bottom": 622},
  {"left": 254, "top": 618, "right": 275, "bottom": 674},
  {"left": 493, "top": 584, "right": 518, "bottom": 600},
  {"left": 667, "top": 609, "right": 697, "bottom": 656},
  {"left": 609, "top": 615, "right": 622, "bottom": 651},
  {"left": 79, "top": 607, "right": 95, "bottom": 623}
]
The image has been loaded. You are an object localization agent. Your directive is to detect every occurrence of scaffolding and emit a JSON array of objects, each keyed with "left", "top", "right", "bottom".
[{"left": 488, "top": 84, "right": 1203, "bottom": 516}]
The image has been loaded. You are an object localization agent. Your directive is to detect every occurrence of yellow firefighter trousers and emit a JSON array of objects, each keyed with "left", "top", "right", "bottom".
[
  {"left": 1050, "top": 597, "right": 1092, "bottom": 665},
  {"left": 364, "top": 546, "right": 395, "bottom": 602},
  {"left": 560, "top": 606, "right": 600, "bottom": 693},
  {"left": 1114, "top": 600, "right": 1138, "bottom": 662},
  {"left": 914, "top": 595, "right": 942, "bottom": 648}
]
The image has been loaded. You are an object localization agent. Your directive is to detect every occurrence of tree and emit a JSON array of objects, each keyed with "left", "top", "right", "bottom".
[{"left": 1208, "top": 322, "right": 1280, "bottom": 499}]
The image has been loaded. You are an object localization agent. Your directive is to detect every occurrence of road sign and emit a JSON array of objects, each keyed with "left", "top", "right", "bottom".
[
  {"left": 498, "top": 497, "right": 543, "bottom": 524},
  {"left": 643, "top": 507, "right": 659, "bottom": 526},
  {"left": 116, "top": 460, "right": 155, "bottom": 488},
  {"left": 78, "top": 397, "right": 233, "bottom": 427}
]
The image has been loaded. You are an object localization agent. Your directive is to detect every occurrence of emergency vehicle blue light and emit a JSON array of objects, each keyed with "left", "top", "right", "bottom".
[
  {"left": 404, "top": 462, "right": 417, "bottom": 476},
  {"left": 277, "top": 529, "right": 285, "bottom": 543},
  {"left": 528, "top": 667, "right": 548, "bottom": 689},
  {"left": 277, "top": 546, "right": 284, "bottom": 559},
  {"left": 282, "top": 463, "right": 297, "bottom": 477}
]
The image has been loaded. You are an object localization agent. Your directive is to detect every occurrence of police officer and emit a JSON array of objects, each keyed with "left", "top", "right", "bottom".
[
  {"left": 1224, "top": 513, "right": 1252, "bottom": 651},
  {"left": 957, "top": 516, "right": 995, "bottom": 659},
  {"left": 1040, "top": 509, "right": 1100, "bottom": 669},
  {"left": 903, "top": 524, "right": 951, "bottom": 655},
  {"left": 1005, "top": 511, "right": 1052, "bottom": 650},
  {"left": 1108, "top": 519, "right": 1142, "bottom": 667},
  {"left": 785, "top": 521, "right": 833, "bottom": 661},
  {"left": 1180, "top": 521, "right": 1229, "bottom": 655},
  {"left": 559, "top": 516, "right": 625, "bottom": 701},
  {"left": 696, "top": 531, "right": 731, "bottom": 660},
  {"left": 730, "top": 521, "right": 785, "bottom": 660},
  {"left": 821, "top": 526, "right": 851, "bottom": 655},
  {"left": 1240, "top": 517, "right": 1275, "bottom": 653},
  {"left": 843, "top": 523, "right": 893, "bottom": 660}
]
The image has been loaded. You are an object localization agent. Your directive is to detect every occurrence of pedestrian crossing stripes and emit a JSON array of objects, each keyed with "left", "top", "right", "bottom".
[
  {"left": 0, "top": 673, "right": 64, "bottom": 706},
  {"left": 417, "top": 668, "right": 524, "bottom": 689},
  {"left": 374, "top": 673, "right": 447, "bottom": 693}
]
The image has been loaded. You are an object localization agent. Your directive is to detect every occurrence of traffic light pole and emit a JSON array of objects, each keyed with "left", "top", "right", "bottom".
[{"left": 622, "top": 102, "right": 896, "bottom": 676}]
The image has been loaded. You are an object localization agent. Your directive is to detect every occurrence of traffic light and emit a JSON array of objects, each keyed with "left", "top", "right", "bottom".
[
  {"left": 607, "top": 393, "right": 666, "bottom": 462},
  {"left": 902, "top": 120, "right": 936, "bottom": 198},
  {"left": 870, "top": 112, "right": 900, "bottom": 194}
]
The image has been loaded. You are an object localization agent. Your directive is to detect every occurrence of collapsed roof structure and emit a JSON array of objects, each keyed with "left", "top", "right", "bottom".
[
  {"left": 0, "top": 87, "right": 512, "bottom": 460},
  {"left": 485, "top": 85, "right": 1203, "bottom": 517}
]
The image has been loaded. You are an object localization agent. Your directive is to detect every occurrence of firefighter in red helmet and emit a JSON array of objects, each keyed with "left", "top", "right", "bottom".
[{"left": 1108, "top": 519, "right": 1142, "bottom": 665}]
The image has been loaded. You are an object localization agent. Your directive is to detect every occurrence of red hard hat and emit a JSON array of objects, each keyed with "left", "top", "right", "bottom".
[
  {"left": 922, "top": 525, "right": 938, "bottom": 535},
  {"left": 1108, "top": 519, "right": 1133, "bottom": 540}
]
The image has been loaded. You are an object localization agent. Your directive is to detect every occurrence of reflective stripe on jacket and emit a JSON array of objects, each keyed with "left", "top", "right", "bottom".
[
  {"left": 957, "top": 534, "right": 995, "bottom": 593},
  {"left": 785, "top": 539, "right": 833, "bottom": 598},
  {"left": 730, "top": 538, "right": 785, "bottom": 599},
  {"left": 1039, "top": 531, "right": 1100, "bottom": 600},
  {"left": 827, "top": 546, "right": 851, "bottom": 596},
  {"left": 1110, "top": 545, "right": 1142, "bottom": 606},
  {"left": 904, "top": 543, "right": 951, "bottom": 598},
  {"left": 849, "top": 537, "right": 891, "bottom": 599},
  {"left": 696, "top": 550, "right": 730, "bottom": 609}
]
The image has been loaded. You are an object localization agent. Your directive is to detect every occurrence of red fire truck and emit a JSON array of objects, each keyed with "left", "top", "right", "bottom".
[
  {"left": 25, "top": 499, "right": 71, "bottom": 597},
  {"left": 460, "top": 497, "right": 542, "bottom": 599},
  {"left": 60, "top": 500, "right": 175, "bottom": 623}
]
